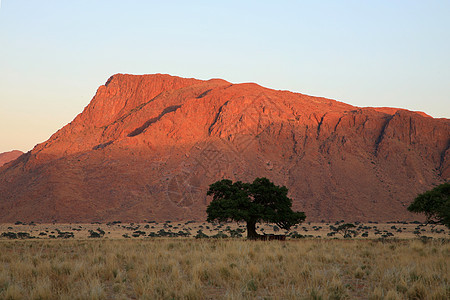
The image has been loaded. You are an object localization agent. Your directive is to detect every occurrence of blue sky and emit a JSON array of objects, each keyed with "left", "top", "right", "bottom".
[{"left": 0, "top": 1, "right": 449, "bottom": 152}]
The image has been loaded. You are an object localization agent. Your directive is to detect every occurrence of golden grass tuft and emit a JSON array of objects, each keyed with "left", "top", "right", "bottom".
[{"left": 0, "top": 238, "right": 448, "bottom": 299}]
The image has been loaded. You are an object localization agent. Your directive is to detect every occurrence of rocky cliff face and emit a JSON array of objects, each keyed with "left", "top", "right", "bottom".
[
  {"left": 0, "top": 150, "right": 23, "bottom": 167},
  {"left": 0, "top": 74, "right": 448, "bottom": 222}
]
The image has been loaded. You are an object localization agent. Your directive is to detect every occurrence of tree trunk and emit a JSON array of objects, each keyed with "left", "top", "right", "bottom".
[{"left": 246, "top": 220, "right": 260, "bottom": 240}]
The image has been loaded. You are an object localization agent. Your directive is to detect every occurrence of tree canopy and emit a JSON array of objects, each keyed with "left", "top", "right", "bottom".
[
  {"left": 206, "top": 177, "right": 306, "bottom": 239},
  {"left": 407, "top": 182, "right": 450, "bottom": 228}
]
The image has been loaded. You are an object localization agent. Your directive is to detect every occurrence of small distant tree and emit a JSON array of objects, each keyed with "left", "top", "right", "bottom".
[
  {"left": 408, "top": 183, "right": 450, "bottom": 228},
  {"left": 329, "top": 223, "right": 358, "bottom": 238},
  {"left": 206, "top": 178, "right": 306, "bottom": 239}
]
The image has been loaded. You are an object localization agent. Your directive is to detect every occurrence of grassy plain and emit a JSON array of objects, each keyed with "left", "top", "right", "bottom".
[{"left": 0, "top": 237, "right": 448, "bottom": 299}]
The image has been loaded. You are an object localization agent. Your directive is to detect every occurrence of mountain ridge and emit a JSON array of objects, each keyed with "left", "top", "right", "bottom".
[
  {"left": 0, "top": 150, "right": 24, "bottom": 167},
  {"left": 1, "top": 74, "right": 448, "bottom": 223}
]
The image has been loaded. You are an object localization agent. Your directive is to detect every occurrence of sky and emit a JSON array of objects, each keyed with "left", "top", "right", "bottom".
[{"left": 0, "top": 1, "right": 449, "bottom": 153}]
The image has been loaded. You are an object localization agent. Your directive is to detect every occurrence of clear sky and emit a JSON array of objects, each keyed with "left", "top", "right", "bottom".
[{"left": 0, "top": 1, "right": 449, "bottom": 153}]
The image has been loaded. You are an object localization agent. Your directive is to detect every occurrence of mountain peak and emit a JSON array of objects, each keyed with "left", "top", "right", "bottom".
[{"left": 0, "top": 74, "right": 448, "bottom": 223}]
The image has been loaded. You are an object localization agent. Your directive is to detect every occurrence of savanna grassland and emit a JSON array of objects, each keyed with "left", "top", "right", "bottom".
[
  {"left": 0, "top": 238, "right": 448, "bottom": 299},
  {"left": 1, "top": 221, "right": 448, "bottom": 240}
]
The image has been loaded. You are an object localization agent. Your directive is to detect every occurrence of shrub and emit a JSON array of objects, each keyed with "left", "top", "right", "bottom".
[
  {"left": 1, "top": 232, "right": 18, "bottom": 239},
  {"left": 212, "top": 232, "right": 228, "bottom": 239},
  {"left": 226, "top": 228, "right": 244, "bottom": 238},
  {"left": 88, "top": 229, "right": 105, "bottom": 238},
  {"left": 194, "top": 230, "right": 209, "bottom": 239},
  {"left": 17, "top": 232, "right": 31, "bottom": 239},
  {"left": 132, "top": 230, "right": 146, "bottom": 237},
  {"left": 57, "top": 231, "right": 74, "bottom": 239},
  {"left": 289, "top": 231, "right": 305, "bottom": 239}
]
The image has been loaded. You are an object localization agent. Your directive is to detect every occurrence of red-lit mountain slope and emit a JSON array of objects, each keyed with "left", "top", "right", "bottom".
[{"left": 0, "top": 74, "right": 448, "bottom": 222}]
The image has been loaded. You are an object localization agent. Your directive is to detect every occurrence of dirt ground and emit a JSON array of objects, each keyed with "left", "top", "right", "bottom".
[{"left": 0, "top": 221, "right": 447, "bottom": 240}]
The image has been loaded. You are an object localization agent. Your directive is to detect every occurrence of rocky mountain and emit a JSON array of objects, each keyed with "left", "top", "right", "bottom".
[
  {"left": 0, "top": 150, "right": 23, "bottom": 167},
  {"left": 0, "top": 74, "right": 448, "bottom": 223}
]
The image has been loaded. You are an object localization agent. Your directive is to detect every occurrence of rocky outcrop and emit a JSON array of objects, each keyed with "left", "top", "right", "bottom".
[
  {"left": 0, "top": 150, "right": 23, "bottom": 167},
  {"left": 0, "top": 74, "right": 448, "bottom": 223}
]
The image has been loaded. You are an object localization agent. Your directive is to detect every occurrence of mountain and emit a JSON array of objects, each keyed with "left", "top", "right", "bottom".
[
  {"left": 0, "top": 150, "right": 23, "bottom": 167},
  {"left": 0, "top": 74, "right": 448, "bottom": 223}
]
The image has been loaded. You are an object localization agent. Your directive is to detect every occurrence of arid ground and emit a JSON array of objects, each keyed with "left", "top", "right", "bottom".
[
  {"left": 0, "top": 221, "right": 448, "bottom": 240},
  {"left": 0, "top": 222, "right": 448, "bottom": 299}
]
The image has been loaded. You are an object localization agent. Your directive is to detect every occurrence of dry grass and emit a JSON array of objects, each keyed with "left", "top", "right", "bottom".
[{"left": 0, "top": 238, "right": 448, "bottom": 299}]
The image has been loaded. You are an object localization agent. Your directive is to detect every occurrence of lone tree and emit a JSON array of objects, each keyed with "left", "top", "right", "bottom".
[
  {"left": 408, "top": 182, "right": 450, "bottom": 229},
  {"left": 329, "top": 223, "right": 358, "bottom": 238},
  {"left": 206, "top": 177, "right": 306, "bottom": 239}
]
